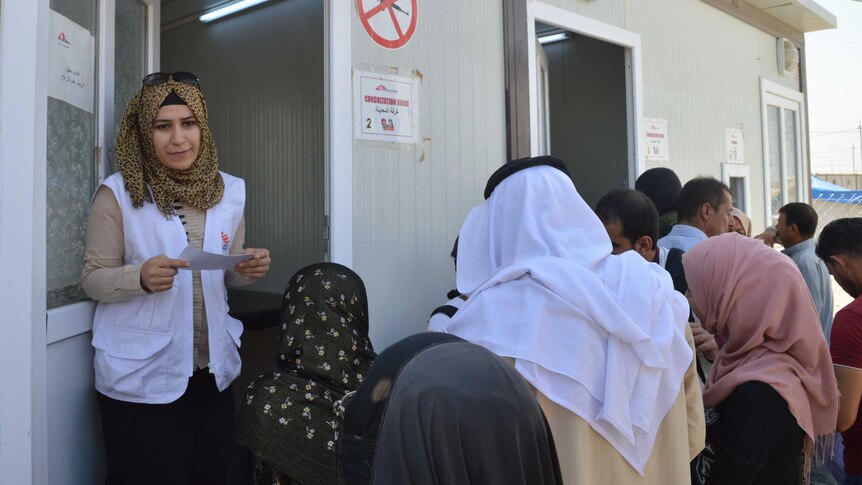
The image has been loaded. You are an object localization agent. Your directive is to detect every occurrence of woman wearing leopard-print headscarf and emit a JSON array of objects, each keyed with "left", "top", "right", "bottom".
[{"left": 81, "top": 72, "right": 271, "bottom": 485}]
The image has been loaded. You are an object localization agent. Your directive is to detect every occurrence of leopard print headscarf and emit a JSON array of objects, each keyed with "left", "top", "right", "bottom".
[{"left": 116, "top": 79, "right": 224, "bottom": 215}]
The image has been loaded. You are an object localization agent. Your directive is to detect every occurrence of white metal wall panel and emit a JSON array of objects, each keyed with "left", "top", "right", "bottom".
[
  {"left": 351, "top": 0, "right": 506, "bottom": 349},
  {"left": 621, "top": 0, "right": 801, "bottom": 232},
  {"left": 540, "top": 0, "right": 625, "bottom": 27}
]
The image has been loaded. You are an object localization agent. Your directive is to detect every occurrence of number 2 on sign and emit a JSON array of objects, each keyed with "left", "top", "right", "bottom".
[{"left": 366, "top": 118, "right": 372, "bottom": 129}]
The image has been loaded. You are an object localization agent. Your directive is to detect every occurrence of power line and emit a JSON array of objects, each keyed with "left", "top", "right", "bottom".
[
  {"left": 811, "top": 131, "right": 858, "bottom": 138},
  {"left": 812, "top": 147, "right": 854, "bottom": 155}
]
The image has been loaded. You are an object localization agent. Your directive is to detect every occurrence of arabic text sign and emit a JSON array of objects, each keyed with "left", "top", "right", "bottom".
[
  {"left": 354, "top": 71, "right": 419, "bottom": 143},
  {"left": 644, "top": 117, "right": 669, "bottom": 162},
  {"left": 726, "top": 128, "right": 745, "bottom": 164},
  {"left": 49, "top": 11, "right": 95, "bottom": 113}
]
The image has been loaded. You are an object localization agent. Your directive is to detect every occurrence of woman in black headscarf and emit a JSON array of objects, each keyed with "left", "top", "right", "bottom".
[
  {"left": 635, "top": 167, "right": 683, "bottom": 238},
  {"left": 236, "top": 262, "right": 375, "bottom": 485},
  {"left": 340, "top": 333, "right": 563, "bottom": 485}
]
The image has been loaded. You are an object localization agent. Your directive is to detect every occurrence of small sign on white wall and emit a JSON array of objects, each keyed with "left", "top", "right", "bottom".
[
  {"left": 725, "top": 129, "right": 745, "bottom": 164},
  {"left": 354, "top": 70, "right": 419, "bottom": 144},
  {"left": 48, "top": 11, "right": 95, "bottom": 113},
  {"left": 644, "top": 117, "right": 669, "bottom": 162}
]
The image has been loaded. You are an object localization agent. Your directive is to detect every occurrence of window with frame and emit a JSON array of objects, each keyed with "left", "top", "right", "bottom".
[
  {"left": 46, "top": 0, "right": 150, "bottom": 309},
  {"left": 722, "top": 162, "right": 750, "bottom": 215},
  {"left": 730, "top": 176, "right": 746, "bottom": 212},
  {"left": 761, "top": 79, "right": 805, "bottom": 226},
  {"left": 46, "top": 0, "right": 98, "bottom": 309}
]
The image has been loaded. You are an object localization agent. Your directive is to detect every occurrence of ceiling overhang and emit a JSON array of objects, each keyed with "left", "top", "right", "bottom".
[{"left": 746, "top": 0, "right": 837, "bottom": 32}]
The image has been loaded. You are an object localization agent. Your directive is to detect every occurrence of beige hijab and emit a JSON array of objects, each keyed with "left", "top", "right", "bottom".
[
  {"left": 116, "top": 79, "right": 224, "bottom": 215},
  {"left": 683, "top": 233, "right": 839, "bottom": 450},
  {"left": 730, "top": 207, "right": 752, "bottom": 236}
]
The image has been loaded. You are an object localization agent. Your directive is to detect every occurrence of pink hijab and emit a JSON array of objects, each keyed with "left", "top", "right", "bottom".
[{"left": 682, "top": 233, "right": 838, "bottom": 448}]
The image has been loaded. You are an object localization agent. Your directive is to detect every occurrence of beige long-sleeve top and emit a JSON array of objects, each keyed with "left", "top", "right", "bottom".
[
  {"left": 81, "top": 185, "right": 254, "bottom": 369},
  {"left": 508, "top": 324, "right": 705, "bottom": 484}
]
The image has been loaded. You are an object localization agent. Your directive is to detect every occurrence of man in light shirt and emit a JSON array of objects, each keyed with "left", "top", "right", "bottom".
[
  {"left": 776, "top": 202, "right": 834, "bottom": 342},
  {"left": 658, "top": 177, "right": 733, "bottom": 252}
]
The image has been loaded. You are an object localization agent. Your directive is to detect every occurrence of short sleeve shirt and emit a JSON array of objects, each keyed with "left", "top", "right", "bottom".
[{"left": 830, "top": 295, "right": 862, "bottom": 474}]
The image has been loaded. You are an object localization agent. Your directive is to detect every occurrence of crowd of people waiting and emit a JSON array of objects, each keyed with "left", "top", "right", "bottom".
[{"left": 83, "top": 72, "right": 862, "bottom": 485}]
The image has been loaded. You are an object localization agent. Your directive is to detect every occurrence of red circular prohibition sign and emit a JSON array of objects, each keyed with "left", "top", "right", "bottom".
[{"left": 356, "top": 0, "right": 418, "bottom": 50}]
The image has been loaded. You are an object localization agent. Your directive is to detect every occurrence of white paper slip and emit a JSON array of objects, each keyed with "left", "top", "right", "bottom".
[{"left": 176, "top": 246, "right": 253, "bottom": 271}]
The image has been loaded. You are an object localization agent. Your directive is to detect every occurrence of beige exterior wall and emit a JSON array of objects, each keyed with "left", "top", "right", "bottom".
[
  {"left": 539, "top": 0, "right": 625, "bottom": 27},
  {"left": 538, "top": 0, "right": 807, "bottom": 231},
  {"left": 624, "top": 0, "right": 802, "bottom": 232}
]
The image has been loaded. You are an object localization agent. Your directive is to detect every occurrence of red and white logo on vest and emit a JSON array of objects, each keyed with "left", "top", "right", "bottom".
[{"left": 221, "top": 231, "right": 230, "bottom": 251}]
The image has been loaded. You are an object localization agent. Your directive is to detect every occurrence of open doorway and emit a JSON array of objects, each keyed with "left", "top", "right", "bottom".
[
  {"left": 535, "top": 21, "right": 630, "bottom": 207},
  {"left": 524, "top": 2, "right": 643, "bottom": 209},
  {"left": 159, "top": 0, "right": 326, "bottom": 405}
]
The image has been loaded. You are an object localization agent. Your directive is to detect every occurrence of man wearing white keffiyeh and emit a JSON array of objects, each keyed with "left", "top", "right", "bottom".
[{"left": 429, "top": 156, "right": 704, "bottom": 483}]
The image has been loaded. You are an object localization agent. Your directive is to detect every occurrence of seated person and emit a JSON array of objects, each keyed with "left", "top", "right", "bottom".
[
  {"left": 236, "top": 263, "right": 376, "bottom": 485},
  {"left": 340, "top": 333, "right": 563, "bottom": 485}
]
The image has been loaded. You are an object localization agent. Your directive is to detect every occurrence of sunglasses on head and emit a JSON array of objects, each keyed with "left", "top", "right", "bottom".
[{"left": 141, "top": 71, "right": 201, "bottom": 89}]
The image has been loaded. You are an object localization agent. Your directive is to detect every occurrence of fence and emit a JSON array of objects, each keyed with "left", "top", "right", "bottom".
[
  {"left": 813, "top": 197, "right": 862, "bottom": 235},
  {"left": 811, "top": 176, "right": 862, "bottom": 235},
  {"left": 810, "top": 184, "right": 861, "bottom": 312}
]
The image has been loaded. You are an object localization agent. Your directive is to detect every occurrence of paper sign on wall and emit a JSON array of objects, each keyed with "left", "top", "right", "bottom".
[
  {"left": 726, "top": 129, "right": 745, "bottom": 164},
  {"left": 644, "top": 118, "right": 669, "bottom": 162},
  {"left": 49, "top": 11, "right": 95, "bottom": 113},
  {"left": 354, "top": 70, "right": 419, "bottom": 144}
]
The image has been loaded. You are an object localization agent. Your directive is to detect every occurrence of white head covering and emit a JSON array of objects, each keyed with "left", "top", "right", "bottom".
[{"left": 429, "top": 164, "right": 692, "bottom": 474}]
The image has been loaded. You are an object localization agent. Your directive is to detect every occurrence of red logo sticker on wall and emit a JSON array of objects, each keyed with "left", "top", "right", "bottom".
[{"left": 356, "top": 0, "right": 418, "bottom": 50}]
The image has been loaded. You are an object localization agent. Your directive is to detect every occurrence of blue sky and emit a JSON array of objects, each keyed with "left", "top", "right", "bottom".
[{"left": 806, "top": 0, "right": 862, "bottom": 174}]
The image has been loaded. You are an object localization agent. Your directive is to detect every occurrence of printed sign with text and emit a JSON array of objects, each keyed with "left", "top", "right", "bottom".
[
  {"left": 726, "top": 128, "right": 745, "bottom": 164},
  {"left": 354, "top": 71, "right": 419, "bottom": 144},
  {"left": 644, "top": 118, "right": 669, "bottom": 162},
  {"left": 49, "top": 10, "right": 95, "bottom": 113}
]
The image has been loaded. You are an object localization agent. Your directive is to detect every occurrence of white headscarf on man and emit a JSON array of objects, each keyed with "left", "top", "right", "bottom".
[{"left": 429, "top": 163, "right": 692, "bottom": 474}]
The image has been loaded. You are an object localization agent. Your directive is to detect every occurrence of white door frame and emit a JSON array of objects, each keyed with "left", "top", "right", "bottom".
[
  {"left": 760, "top": 78, "right": 806, "bottom": 225},
  {"left": 327, "top": 0, "right": 353, "bottom": 267},
  {"left": 96, "top": 0, "right": 159, "bottom": 183},
  {"left": 0, "top": 0, "right": 49, "bottom": 483},
  {"left": 535, "top": 39, "right": 551, "bottom": 156},
  {"left": 526, "top": 1, "right": 644, "bottom": 185}
]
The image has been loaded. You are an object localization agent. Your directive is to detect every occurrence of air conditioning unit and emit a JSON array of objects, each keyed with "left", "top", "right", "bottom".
[{"left": 777, "top": 37, "right": 799, "bottom": 76}]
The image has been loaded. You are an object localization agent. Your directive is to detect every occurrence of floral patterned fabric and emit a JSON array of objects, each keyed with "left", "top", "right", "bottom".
[{"left": 236, "top": 262, "right": 375, "bottom": 485}]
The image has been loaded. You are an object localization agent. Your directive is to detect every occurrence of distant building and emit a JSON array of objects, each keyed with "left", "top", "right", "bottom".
[{"left": 816, "top": 173, "right": 862, "bottom": 190}]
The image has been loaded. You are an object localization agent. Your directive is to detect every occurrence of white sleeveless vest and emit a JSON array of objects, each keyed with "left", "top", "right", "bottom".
[{"left": 91, "top": 171, "right": 246, "bottom": 404}]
